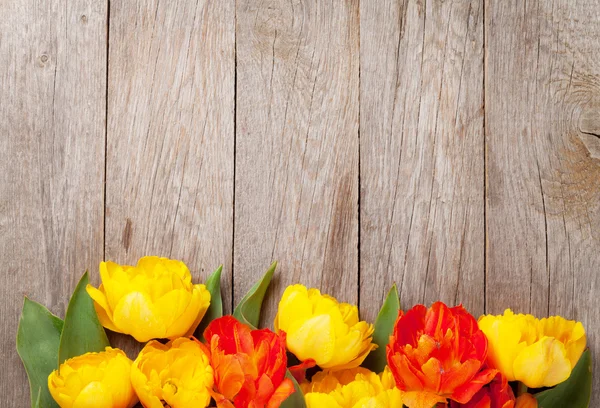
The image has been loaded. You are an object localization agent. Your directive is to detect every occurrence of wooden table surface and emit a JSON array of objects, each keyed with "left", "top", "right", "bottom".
[{"left": 2, "top": 0, "right": 599, "bottom": 405}]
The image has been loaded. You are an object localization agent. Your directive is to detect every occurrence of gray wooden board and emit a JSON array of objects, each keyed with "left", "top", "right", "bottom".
[
  {"left": 234, "top": 0, "right": 360, "bottom": 327},
  {"left": 0, "top": 0, "right": 107, "bottom": 403},
  {"left": 485, "top": 0, "right": 600, "bottom": 403},
  {"left": 360, "top": 0, "right": 485, "bottom": 322},
  {"left": 104, "top": 0, "right": 235, "bottom": 354}
]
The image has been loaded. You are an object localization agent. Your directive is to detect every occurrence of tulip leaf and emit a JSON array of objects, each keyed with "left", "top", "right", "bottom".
[
  {"left": 58, "top": 271, "right": 110, "bottom": 364},
  {"left": 362, "top": 284, "right": 400, "bottom": 373},
  {"left": 233, "top": 261, "right": 276, "bottom": 329},
  {"left": 194, "top": 265, "right": 223, "bottom": 338},
  {"left": 281, "top": 370, "right": 306, "bottom": 408},
  {"left": 16, "top": 297, "right": 64, "bottom": 408},
  {"left": 535, "top": 348, "right": 592, "bottom": 408}
]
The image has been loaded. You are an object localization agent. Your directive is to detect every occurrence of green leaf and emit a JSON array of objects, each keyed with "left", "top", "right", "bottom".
[
  {"left": 233, "top": 261, "right": 276, "bottom": 329},
  {"left": 58, "top": 271, "right": 110, "bottom": 364},
  {"left": 16, "top": 297, "right": 64, "bottom": 408},
  {"left": 535, "top": 348, "right": 592, "bottom": 408},
  {"left": 362, "top": 284, "right": 400, "bottom": 373},
  {"left": 194, "top": 265, "right": 223, "bottom": 338},
  {"left": 280, "top": 370, "right": 306, "bottom": 408}
]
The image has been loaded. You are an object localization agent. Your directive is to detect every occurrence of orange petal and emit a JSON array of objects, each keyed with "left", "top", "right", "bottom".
[
  {"left": 267, "top": 378, "right": 295, "bottom": 408},
  {"left": 402, "top": 390, "right": 448, "bottom": 408}
]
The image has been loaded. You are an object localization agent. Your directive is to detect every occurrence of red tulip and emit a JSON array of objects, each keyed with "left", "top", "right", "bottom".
[
  {"left": 204, "top": 316, "right": 295, "bottom": 408},
  {"left": 450, "top": 372, "right": 515, "bottom": 408},
  {"left": 386, "top": 302, "right": 496, "bottom": 408}
]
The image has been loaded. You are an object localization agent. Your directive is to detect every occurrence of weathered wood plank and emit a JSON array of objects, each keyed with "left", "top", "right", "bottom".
[
  {"left": 234, "top": 0, "right": 360, "bottom": 325},
  {"left": 105, "top": 0, "right": 234, "bottom": 351},
  {"left": 485, "top": 0, "right": 600, "bottom": 402},
  {"left": 360, "top": 0, "right": 485, "bottom": 322},
  {"left": 0, "top": 0, "right": 107, "bottom": 403}
]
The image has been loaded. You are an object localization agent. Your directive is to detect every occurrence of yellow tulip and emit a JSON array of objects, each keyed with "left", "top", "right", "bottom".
[
  {"left": 275, "top": 285, "right": 376, "bottom": 370},
  {"left": 478, "top": 309, "right": 586, "bottom": 388},
  {"left": 131, "top": 338, "right": 214, "bottom": 408},
  {"left": 48, "top": 347, "right": 137, "bottom": 408},
  {"left": 86, "top": 256, "right": 211, "bottom": 342},
  {"left": 302, "top": 367, "right": 403, "bottom": 408}
]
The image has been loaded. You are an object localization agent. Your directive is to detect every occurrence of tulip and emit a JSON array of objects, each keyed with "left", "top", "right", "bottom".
[
  {"left": 131, "top": 337, "right": 214, "bottom": 408},
  {"left": 204, "top": 316, "right": 294, "bottom": 408},
  {"left": 86, "top": 256, "right": 211, "bottom": 342},
  {"left": 302, "top": 367, "right": 403, "bottom": 408},
  {"left": 449, "top": 372, "right": 515, "bottom": 408},
  {"left": 386, "top": 302, "right": 496, "bottom": 408},
  {"left": 478, "top": 310, "right": 586, "bottom": 388},
  {"left": 515, "top": 394, "right": 538, "bottom": 408},
  {"left": 48, "top": 347, "right": 137, "bottom": 408},
  {"left": 274, "top": 284, "right": 376, "bottom": 370}
]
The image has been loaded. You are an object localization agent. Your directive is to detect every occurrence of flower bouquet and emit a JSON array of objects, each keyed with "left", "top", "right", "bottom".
[{"left": 17, "top": 256, "right": 592, "bottom": 408}]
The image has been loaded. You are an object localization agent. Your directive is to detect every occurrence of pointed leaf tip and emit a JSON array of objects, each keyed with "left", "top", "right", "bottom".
[
  {"left": 362, "top": 283, "right": 400, "bottom": 373},
  {"left": 195, "top": 265, "right": 224, "bottom": 338},
  {"left": 17, "top": 297, "right": 63, "bottom": 408},
  {"left": 58, "top": 271, "right": 110, "bottom": 365},
  {"left": 233, "top": 261, "right": 277, "bottom": 329}
]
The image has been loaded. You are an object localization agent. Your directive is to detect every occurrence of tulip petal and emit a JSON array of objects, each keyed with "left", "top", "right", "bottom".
[
  {"left": 449, "top": 367, "right": 497, "bottom": 404},
  {"left": 402, "top": 390, "right": 448, "bottom": 408},
  {"left": 287, "top": 314, "right": 335, "bottom": 366},
  {"left": 305, "top": 392, "right": 343, "bottom": 408},
  {"left": 112, "top": 291, "right": 166, "bottom": 342},
  {"left": 86, "top": 285, "right": 120, "bottom": 333},
  {"left": 275, "top": 285, "right": 313, "bottom": 333},
  {"left": 267, "top": 378, "right": 295, "bottom": 408},
  {"left": 72, "top": 382, "right": 113, "bottom": 408},
  {"left": 513, "top": 336, "right": 571, "bottom": 388}
]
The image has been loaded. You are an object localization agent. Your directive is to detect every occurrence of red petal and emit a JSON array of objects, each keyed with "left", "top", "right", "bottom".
[
  {"left": 288, "top": 358, "right": 316, "bottom": 383},
  {"left": 450, "top": 368, "right": 497, "bottom": 404}
]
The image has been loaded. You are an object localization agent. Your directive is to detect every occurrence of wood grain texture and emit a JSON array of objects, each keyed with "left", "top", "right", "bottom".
[
  {"left": 0, "top": 0, "right": 107, "bottom": 403},
  {"left": 485, "top": 0, "right": 600, "bottom": 401},
  {"left": 234, "top": 0, "right": 360, "bottom": 326},
  {"left": 360, "top": 0, "right": 485, "bottom": 322},
  {"left": 104, "top": 0, "right": 235, "bottom": 356}
]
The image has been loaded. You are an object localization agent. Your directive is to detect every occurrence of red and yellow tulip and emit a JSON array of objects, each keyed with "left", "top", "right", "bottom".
[
  {"left": 386, "top": 302, "right": 496, "bottom": 408},
  {"left": 204, "top": 316, "right": 295, "bottom": 408}
]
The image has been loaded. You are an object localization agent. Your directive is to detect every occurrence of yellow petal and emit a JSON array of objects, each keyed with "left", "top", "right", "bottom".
[
  {"left": 513, "top": 336, "right": 571, "bottom": 388},
  {"left": 276, "top": 285, "right": 313, "bottom": 333},
  {"left": 478, "top": 314, "right": 527, "bottom": 381},
  {"left": 86, "top": 285, "right": 120, "bottom": 333},
  {"left": 72, "top": 382, "right": 113, "bottom": 408},
  {"left": 305, "top": 392, "right": 343, "bottom": 408},
  {"left": 287, "top": 314, "right": 335, "bottom": 365},
  {"left": 182, "top": 285, "right": 211, "bottom": 338},
  {"left": 112, "top": 292, "right": 166, "bottom": 342}
]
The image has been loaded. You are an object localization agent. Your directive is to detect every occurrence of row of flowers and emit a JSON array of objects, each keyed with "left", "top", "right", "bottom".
[{"left": 17, "top": 256, "right": 592, "bottom": 408}]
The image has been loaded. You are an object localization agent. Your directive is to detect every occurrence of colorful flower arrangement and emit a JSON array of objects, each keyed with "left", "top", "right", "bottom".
[{"left": 17, "top": 256, "right": 592, "bottom": 408}]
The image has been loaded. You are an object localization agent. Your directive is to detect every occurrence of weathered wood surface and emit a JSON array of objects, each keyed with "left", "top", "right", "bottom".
[
  {"left": 485, "top": 0, "right": 600, "bottom": 402},
  {"left": 104, "top": 0, "right": 235, "bottom": 353},
  {"left": 234, "top": 0, "right": 360, "bottom": 325},
  {"left": 2, "top": 0, "right": 600, "bottom": 404},
  {"left": 0, "top": 0, "right": 107, "bottom": 402},
  {"left": 360, "top": 0, "right": 485, "bottom": 323}
]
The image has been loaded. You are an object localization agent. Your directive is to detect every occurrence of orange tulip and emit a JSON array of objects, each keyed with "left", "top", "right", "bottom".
[
  {"left": 450, "top": 372, "right": 515, "bottom": 408},
  {"left": 515, "top": 394, "right": 538, "bottom": 408},
  {"left": 204, "top": 316, "right": 295, "bottom": 408},
  {"left": 387, "top": 302, "right": 496, "bottom": 408}
]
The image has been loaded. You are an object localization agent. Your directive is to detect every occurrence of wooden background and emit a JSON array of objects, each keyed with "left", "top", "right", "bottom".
[{"left": 2, "top": 0, "right": 599, "bottom": 404}]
